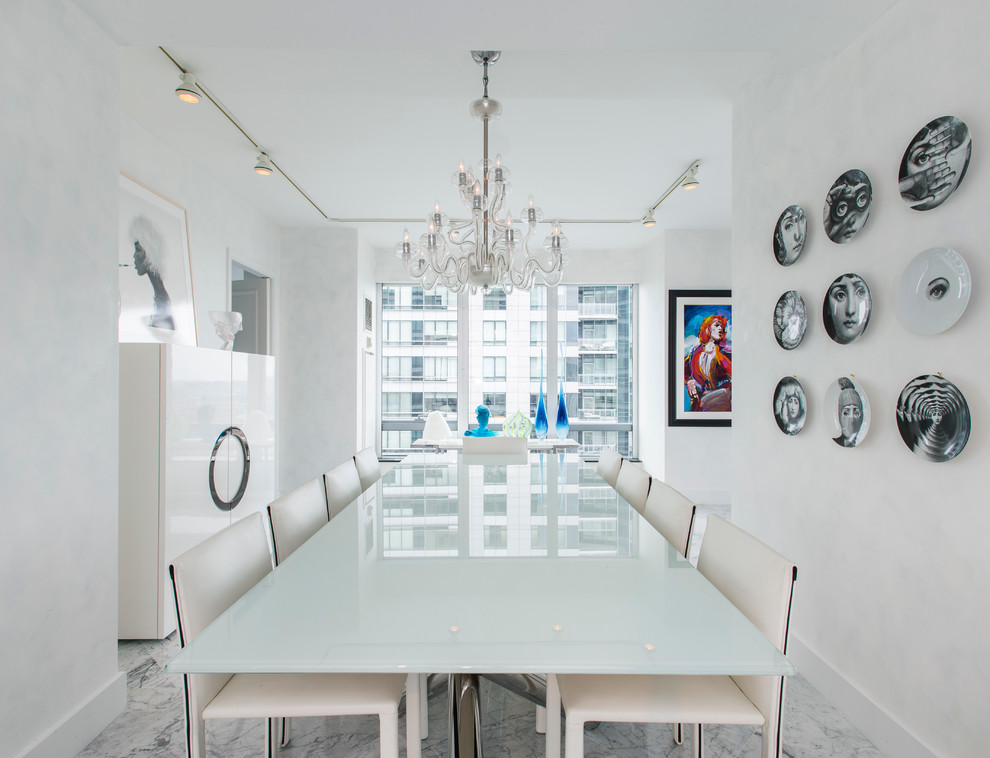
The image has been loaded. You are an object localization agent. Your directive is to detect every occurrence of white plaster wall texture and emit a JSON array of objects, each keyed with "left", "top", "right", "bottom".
[
  {"left": 732, "top": 1, "right": 989, "bottom": 755},
  {"left": 0, "top": 2, "right": 123, "bottom": 756},
  {"left": 664, "top": 230, "right": 732, "bottom": 503},
  {"left": 280, "top": 228, "right": 361, "bottom": 492},
  {"left": 119, "top": 116, "right": 281, "bottom": 352}
]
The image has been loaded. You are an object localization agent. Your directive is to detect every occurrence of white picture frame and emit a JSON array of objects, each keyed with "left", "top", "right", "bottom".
[{"left": 118, "top": 173, "right": 197, "bottom": 345}]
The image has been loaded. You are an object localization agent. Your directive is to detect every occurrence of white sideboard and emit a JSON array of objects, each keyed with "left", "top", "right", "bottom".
[{"left": 118, "top": 344, "right": 276, "bottom": 639}]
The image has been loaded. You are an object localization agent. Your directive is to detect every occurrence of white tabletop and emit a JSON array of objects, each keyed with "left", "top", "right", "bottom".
[
  {"left": 411, "top": 437, "right": 579, "bottom": 451},
  {"left": 166, "top": 451, "right": 793, "bottom": 679}
]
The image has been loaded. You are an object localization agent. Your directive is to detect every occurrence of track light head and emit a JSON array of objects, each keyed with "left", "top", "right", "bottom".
[
  {"left": 642, "top": 209, "right": 657, "bottom": 227},
  {"left": 682, "top": 165, "right": 700, "bottom": 190},
  {"left": 175, "top": 72, "right": 201, "bottom": 103},
  {"left": 254, "top": 152, "right": 274, "bottom": 176}
]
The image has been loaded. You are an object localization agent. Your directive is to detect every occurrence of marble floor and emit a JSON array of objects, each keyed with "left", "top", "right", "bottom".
[{"left": 78, "top": 506, "right": 884, "bottom": 758}]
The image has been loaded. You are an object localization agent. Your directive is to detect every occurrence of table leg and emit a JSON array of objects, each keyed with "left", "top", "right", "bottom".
[
  {"left": 406, "top": 674, "right": 422, "bottom": 758},
  {"left": 545, "top": 674, "right": 560, "bottom": 758},
  {"left": 448, "top": 674, "right": 483, "bottom": 758}
]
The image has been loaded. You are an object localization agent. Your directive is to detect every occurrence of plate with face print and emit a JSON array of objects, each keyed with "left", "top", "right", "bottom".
[
  {"left": 897, "top": 247, "right": 971, "bottom": 335},
  {"left": 896, "top": 374, "right": 970, "bottom": 461},
  {"left": 823, "top": 169, "right": 872, "bottom": 243},
  {"left": 822, "top": 273, "right": 872, "bottom": 345},
  {"left": 773, "top": 377, "right": 807, "bottom": 436},
  {"left": 824, "top": 377, "right": 870, "bottom": 448},
  {"left": 773, "top": 291, "right": 807, "bottom": 350},
  {"left": 899, "top": 116, "right": 972, "bottom": 211},
  {"left": 773, "top": 205, "right": 809, "bottom": 266}
]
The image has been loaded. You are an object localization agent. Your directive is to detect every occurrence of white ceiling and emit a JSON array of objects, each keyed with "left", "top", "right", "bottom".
[{"left": 75, "top": 0, "right": 897, "bottom": 252}]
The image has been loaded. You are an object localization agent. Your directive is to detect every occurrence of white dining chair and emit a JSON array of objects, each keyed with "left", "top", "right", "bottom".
[
  {"left": 354, "top": 446, "right": 383, "bottom": 492},
  {"left": 169, "top": 512, "right": 409, "bottom": 758},
  {"left": 642, "top": 478, "right": 697, "bottom": 558},
  {"left": 614, "top": 460, "right": 651, "bottom": 513},
  {"left": 267, "top": 477, "right": 329, "bottom": 566},
  {"left": 324, "top": 458, "right": 363, "bottom": 518},
  {"left": 557, "top": 516, "right": 798, "bottom": 758},
  {"left": 595, "top": 448, "right": 623, "bottom": 488}
]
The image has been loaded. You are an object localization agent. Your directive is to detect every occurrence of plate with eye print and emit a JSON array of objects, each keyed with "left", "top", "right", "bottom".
[{"left": 897, "top": 247, "right": 971, "bottom": 335}]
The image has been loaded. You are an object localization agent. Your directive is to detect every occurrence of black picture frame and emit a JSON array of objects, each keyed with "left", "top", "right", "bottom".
[{"left": 668, "top": 289, "right": 732, "bottom": 427}]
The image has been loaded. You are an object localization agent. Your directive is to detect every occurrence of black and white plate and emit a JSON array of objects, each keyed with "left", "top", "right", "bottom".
[
  {"left": 773, "top": 377, "right": 807, "bottom": 436},
  {"left": 897, "top": 247, "right": 971, "bottom": 335},
  {"left": 896, "top": 375, "right": 970, "bottom": 462},
  {"left": 773, "top": 291, "right": 808, "bottom": 350},
  {"left": 899, "top": 116, "right": 972, "bottom": 211},
  {"left": 824, "top": 377, "right": 870, "bottom": 448}
]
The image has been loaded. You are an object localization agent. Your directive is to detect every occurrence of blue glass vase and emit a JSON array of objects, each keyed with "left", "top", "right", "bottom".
[
  {"left": 535, "top": 349, "right": 548, "bottom": 439},
  {"left": 555, "top": 342, "right": 569, "bottom": 439}
]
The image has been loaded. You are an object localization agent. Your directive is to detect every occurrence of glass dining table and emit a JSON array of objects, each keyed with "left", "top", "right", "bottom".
[{"left": 166, "top": 450, "right": 794, "bottom": 758}]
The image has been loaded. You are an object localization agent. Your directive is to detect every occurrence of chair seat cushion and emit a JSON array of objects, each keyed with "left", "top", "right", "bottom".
[
  {"left": 203, "top": 673, "right": 406, "bottom": 719},
  {"left": 558, "top": 674, "right": 764, "bottom": 726}
]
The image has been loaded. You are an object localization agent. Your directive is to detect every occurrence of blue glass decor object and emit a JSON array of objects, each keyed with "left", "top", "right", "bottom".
[
  {"left": 535, "top": 349, "right": 549, "bottom": 439},
  {"left": 556, "top": 342, "right": 569, "bottom": 439},
  {"left": 464, "top": 404, "right": 498, "bottom": 437},
  {"left": 503, "top": 410, "right": 533, "bottom": 438}
]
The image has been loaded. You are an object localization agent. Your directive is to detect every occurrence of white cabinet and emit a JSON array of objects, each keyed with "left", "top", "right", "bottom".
[{"left": 118, "top": 344, "right": 276, "bottom": 639}]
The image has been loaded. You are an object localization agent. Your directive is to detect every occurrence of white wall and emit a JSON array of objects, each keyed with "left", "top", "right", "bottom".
[
  {"left": 732, "top": 1, "right": 988, "bottom": 755},
  {"left": 0, "top": 3, "right": 125, "bottom": 756},
  {"left": 119, "top": 116, "right": 282, "bottom": 354},
  {"left": 663, "top": 230, "right": 732, "bottom": 503},
  {"left": 280, "top": 227, "right": 362, "bottom": 492}
]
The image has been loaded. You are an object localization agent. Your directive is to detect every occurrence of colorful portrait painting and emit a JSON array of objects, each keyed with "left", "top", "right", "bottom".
[{"left": 668, "top": 290, "right": 732, "bottom": 427}]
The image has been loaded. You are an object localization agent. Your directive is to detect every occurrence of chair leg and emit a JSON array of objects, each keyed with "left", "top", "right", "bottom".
[
  {"left": 406, "top": 674, "right": 422, "bottom": 758},
  {"left": 380, "top": 710, "right": 400, "bottom": 758},
  {"left": 266, "top": 718, "right": 280, "bottom": 757},
  {"left": 693, "top": 723, "right": 704, "bottom": 758},
  {"left": 279, "top": 717, "right": 291, "bottom": 747},
  {"left": 564, "top": 716, "right": 585, "bottom": 758},
  {"left": 187, "top": 712, "right": 207, "bottom": 758},
  {"left": 535, "top": 705, "right": 547, "bottom": 734},
  {"left": 674, "top": 722, "right": 683, "bottom": 745},
  {"left": 420, "top": 672, "right": 429, "bottom": 738}
]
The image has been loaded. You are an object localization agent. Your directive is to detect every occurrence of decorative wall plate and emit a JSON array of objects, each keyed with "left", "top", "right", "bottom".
[
  {"left": 896, "top": 375, "right": 970, "bottom": 461},
  {"left": 773, "top": 377, "right": 806, "bottom": 436},
  {"left": 899, "top": 116, "right": 972, "bottom": 211},
  {"left": 823, "top": 169, "right": 872, "bottom": 243},
  {"left": 773, "top": 205, "right": 808, "bottom": 265},
  {"left": 897, "top": 247, "right": 971, "bottom": 335},
  {"left": 773, "top": 291, "right": 808, "bottom": 350},
  {"left": 824, "top": 377, "right": 870, "bottom": 448},
  {"left": 822, "top": 273, "right": 872, "bottom": 344}
]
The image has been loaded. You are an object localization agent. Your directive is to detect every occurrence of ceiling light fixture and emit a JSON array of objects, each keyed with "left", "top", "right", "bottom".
[
  {"left": 643, "top": 159, "right": 702, "bottom": 225},
  {"left": 175, "top": 72, "right": 201, "bottom": 103},
  {"left": 395, "top": 51, "right": 567, "bottom": 294},
  {"left": 254, "top": 152, "right": 274, "bottom": 176}
]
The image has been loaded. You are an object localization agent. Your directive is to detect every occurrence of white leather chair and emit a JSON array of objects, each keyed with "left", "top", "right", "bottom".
[
  {"left": 595, "top": 448, "right": 623, "bottom": 488},
  {"left": 557, "top": 516, "right": 798, "bottom": 758},
  {"left": 642, "top": 478, "right": 697, "bottom": 558},
  {"left": 421, "top": 410, "right": 452, "bottom": 442},
  {"left": 614, "top": 460, "right": 651, "bottom": 513},
  {"left": 169, "top": 512, "right": 409, "bottom": 758},
  {"left": 267, "top": 477, "right": 329, "bottom": 566},
  {"left": 354, "top": 446, "right": 383, "bottom": 493},
  {"left": 324, "top": 458, "right": 363, "bottom": 518}
]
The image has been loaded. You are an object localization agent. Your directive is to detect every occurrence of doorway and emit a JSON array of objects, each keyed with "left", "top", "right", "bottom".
[{"left": 230, "top": 261, "right": 270, "bottom": 355}]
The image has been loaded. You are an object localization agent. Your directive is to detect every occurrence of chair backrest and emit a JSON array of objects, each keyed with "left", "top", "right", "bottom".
[
  {"left": 421, "top": 411, "right": 452, "bottom": 441},
  {"left": 324, "top": 458, "right": 363, "bottom": 518},
  {"left": 169, "top": 512, "right": 273, "bottom": 728},
  {"left": 267, "top": 477, "right": 330, "bottom": 565},
  {"left": 461, "top": 435, "right": 527, "bottom": 455},
  {"left": 353, "top": 446, "right": 382, "bottom": 493},
  {"left": 614, "top": 460, "right": 651, "bottom": 513},
  {"left": 697, "top": 516, "right": 798, "bottom": 736},
  {"left": 596, "top": 448, "right": 623, "bottom": 488},
  {"left": 642, "top": 479, "right": 696, "bottom": 558}
]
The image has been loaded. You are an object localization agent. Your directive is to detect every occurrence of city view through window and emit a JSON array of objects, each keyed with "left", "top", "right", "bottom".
[{"left": 379, "top": 284, "right": 634, "bottom": 459}]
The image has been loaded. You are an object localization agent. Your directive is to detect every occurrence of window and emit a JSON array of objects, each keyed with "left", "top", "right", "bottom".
[
  {"left": 483, "top": 356, "right": 506, "bottom": 381},
  {"left": 530, "top": 321, "right": 546, "bottom": 346},
  {"left": 483, "top": 320, "right": 506, "bottom": 345},
  {"left": 484, "top": 493, "right": 508, "bottom": 515},
  {"left": 483, "top": 289, "right": 507, "bottom": 310},
  {"left": 484, "top": 525, "right": 508, "bottom": 550},
  {"left": 482, "top": 392, "right": 506, "bottom": 416}
]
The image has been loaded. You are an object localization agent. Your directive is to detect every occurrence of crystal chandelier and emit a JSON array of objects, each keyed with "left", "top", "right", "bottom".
[{"left": 395, "top": 51, "right": 568, "bottom": 294}]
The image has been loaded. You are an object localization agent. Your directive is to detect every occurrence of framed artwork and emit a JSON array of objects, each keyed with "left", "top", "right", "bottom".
[
  {"left": 668, "top": 289, "right": 732, "bottom": 427},
  {"left": 118, "top": 174, "right": 197, "bottom": 345}
]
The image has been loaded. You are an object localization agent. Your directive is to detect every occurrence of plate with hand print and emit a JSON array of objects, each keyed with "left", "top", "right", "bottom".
[
  {"left": 899, "top": 116, "right": 972, "bottom": 211},
  {"left": 773, "top": 205, "right": 808, "bottom": 265},
  {"left": 898, "top": 247, "right": 971, "bottom": 335},
  {"left": 823, "top": 169, "right": 872, "bottom": 243},
  {"left": 773, "top": 290, "right": 807, "bottom": 350},
  {"left": 823, "top": 273, "right": 871, "bottom": 345}
]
